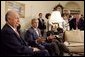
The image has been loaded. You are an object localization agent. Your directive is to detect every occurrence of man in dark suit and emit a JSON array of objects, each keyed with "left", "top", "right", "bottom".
[
  {"left": 38, "top": 13, "right": 46, "bottom": 36},
  {"left": 69, "top": 13, "right": 84, "bottom": 30},
  {"left": 25, "top": 19, "right": 60, "bottom": 56},
  {"left": 0, "top": 10, "right": 49, "bottom": 56},
  {"left": 46, "top": 31, "right": 71, "bottom": 56}
]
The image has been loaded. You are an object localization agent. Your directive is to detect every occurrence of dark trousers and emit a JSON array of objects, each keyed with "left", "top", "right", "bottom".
[
  {"left": 34, "top": 49, "right": 50, "bottom": 56},
  {"left": 41, "top": 30, "right": 44, "bottom": 36},
  {"left": 53, "top": 39, "right": 70, "bottom": 56},
  {"left": 42, "top": 42, "right": 60, "bottom": 56}
]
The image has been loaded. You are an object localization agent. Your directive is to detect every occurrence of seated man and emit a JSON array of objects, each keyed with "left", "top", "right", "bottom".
[
  {"left": 24, "top": 19, "right": 60, "bottom": 56},
  {"left": 0, "top": 10, "right": 49, "bottom": 56},
  {"left": 46, "top": 31, "right": 71, "bottom": 56}
]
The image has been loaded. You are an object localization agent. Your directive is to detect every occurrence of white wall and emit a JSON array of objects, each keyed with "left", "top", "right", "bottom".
[
  {"left": 1, "top": 1, "right": 84, "bottom": 30},
  {"left": 1, "top": 1, "right": 5, "bottom": 29}
]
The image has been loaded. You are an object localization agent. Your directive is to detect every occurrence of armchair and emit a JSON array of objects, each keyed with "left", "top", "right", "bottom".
[{"left": 64, "top": 30, "right": 84, "bottom": 56}]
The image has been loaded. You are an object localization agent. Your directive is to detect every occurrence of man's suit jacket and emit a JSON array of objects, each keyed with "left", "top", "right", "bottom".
[
  {"left": 0, "top": 24, "right": 33, "bottom": 56},
  {"left": 25, "top": 27, "right": 42, "bottom": 47},
  {"left": 38, "top": 18, "right": 46, "bottom": 30},
  {"left": 69, "top": 18, "right": 84, "bottom": 30}
]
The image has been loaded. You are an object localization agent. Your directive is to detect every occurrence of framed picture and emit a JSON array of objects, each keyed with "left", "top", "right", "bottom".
[{"left": 5, "top": 1, "right": 25, "bottom": 18}]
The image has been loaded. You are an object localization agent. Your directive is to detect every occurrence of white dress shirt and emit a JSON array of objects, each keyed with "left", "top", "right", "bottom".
[{"left": 34, "top": 28, "right": 39, "bottom": 36}]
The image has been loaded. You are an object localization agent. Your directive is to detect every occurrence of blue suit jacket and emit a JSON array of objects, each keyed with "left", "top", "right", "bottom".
[
  {"left": 0, "top": 24, "right": 33, "bottom": 56},
  {"left": 25, "top": 27, "right": 42, "bottom": 47}
]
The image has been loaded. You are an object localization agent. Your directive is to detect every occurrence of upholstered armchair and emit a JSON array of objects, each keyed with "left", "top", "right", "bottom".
[{"left": 64, "top": 30, "right": 84, "bottom": 56}]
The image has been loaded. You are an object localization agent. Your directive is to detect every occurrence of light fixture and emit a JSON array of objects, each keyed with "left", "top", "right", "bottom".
[{"left": 49, "top": 11, "right": 64, "bottom": 29}]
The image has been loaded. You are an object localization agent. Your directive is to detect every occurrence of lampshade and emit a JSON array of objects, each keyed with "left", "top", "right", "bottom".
[
  {"left": 49, "top": 11, "right": 64, "bottom": 25},
  {"left": 50, "top": 11, "right": 63, "bottom": 23}
]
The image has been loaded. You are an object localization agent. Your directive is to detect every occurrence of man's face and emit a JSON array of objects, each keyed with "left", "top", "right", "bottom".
[
  {"left": 57, "top": 7, "right": 62, "bottom": 14},
  {"left": 39, "top": 13, "right": 42, "bottom": 18},
  {"left": 76, "top": 14, "right": 81, "bottom": 19},
  {"left": 48, "top": 34, "right": 55, "bottom": 39},
  {"left": 48, "top": 15, "right": 51, "bottom": 19},
  {"left": 63, "top": 15, "right": 67, "bottom": 20},
  {"left": 32, "top": 20, "right": 39, "bottom": 28},
  {"left": 8, "top": 11, "right": 20, "bottom": 28}
]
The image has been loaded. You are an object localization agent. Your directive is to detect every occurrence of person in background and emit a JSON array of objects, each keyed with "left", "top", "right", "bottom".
[
  {"left": 45, "top": 13, "right": 51, "bottom": 32},
  {"left": 81, "top": 14, "right": 84, "bottom": 20},
  {"left": 0, "top": 10, "right": 49, "bottom": 56},
  {"left": 62, "top": 14, "right": 70, "bottom": 31},
  {"left": 38, "top": 13, "right": 46, "bottom": 36},
  {"left": 69, "top": 13, "right": 84, "bottom": 30}
]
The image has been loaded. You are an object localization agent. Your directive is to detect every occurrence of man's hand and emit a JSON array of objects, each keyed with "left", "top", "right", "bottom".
[{"left": 36, "top": 37, "right": 46, "bottom": 43}]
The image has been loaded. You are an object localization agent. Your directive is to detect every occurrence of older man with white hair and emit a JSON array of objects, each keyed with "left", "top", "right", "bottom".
[{"left": 0, "top": 10, "right": 50, "bottom": 56}]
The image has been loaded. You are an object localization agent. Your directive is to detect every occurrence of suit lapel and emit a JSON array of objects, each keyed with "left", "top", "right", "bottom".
[
  {"left": 5, "top": 24, "right": 27, "bottom": 46},
  {"left": 6, "top": 24, "right": 20, "bottom": 38},
  {"left": 13, "top": 30, "right": 27, "bottom": 46},
  {"left": 31, "top": 27, "right": 40, "bottom": 38},
  {"left": 32, "top": 27, "right": 38, "bottom": 36},
  {"left": 37, "top": 28, "right": 42, "bottom": 37}
]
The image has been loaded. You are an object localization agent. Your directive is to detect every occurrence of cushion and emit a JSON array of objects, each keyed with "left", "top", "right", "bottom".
[
  {"left": 66, "top": 42, "right": 84, "bottom": 47},
  {"left": 64, "top": 30, "right": 84, "bottom": 43},
  {"left": 68, "top": 46, "right": 84, "bottom": 53}
]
